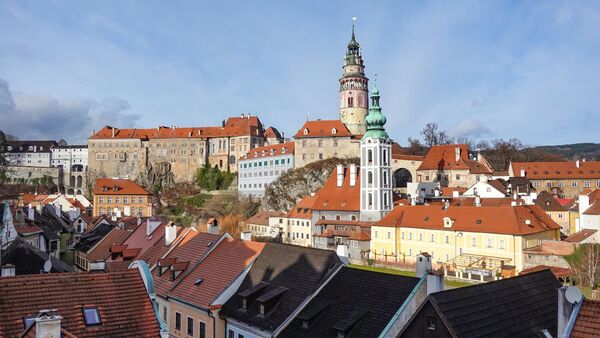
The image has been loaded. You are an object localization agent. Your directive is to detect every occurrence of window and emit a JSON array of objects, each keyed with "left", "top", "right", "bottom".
[
  {"left": 472, "top": 237, "right": 477, "bottom": 247},
  {"left": 499, "top": 240, "right": 505, "bottom": 250},
  {"left": 199, "top": 321, "right": 206, "bottom": 338},
  {"left": 368, "top": 171, "right": 373, "bottom": 184},
  {"left": 430, "top": 234, "right": 435, "bottom": 242},
  {"left": 427, "top": 315, "right": 436, "bottom": 330},
  {"left": 115, "top": 197, "right": 120, "bottom": 204},
  {"left": 401, "top": 232, "right": 405, "bottom": 239},
  {"left": 367, "top": 150, "right": 373, "bottom": 163},
  {"left": 572, "top": 181, "right": 578, "bottom": 187},
  {"left": 131, "top": 196, "right": 136, "bottom": 203},
  {"left": 175, "top": 312, "right": 182, "bottom": 330},
  {"left": 419, "top": 233, "right": 423, "bottom": 241},
  {"left": 107, "top": 197, "right": 112, "bottom": 204},
  {"left": 445, "top": 235, "right": 449, "bottom": 244},
  {"left": 82, "top": 307, "right": 101, "bottom": 326},
  {"left": 228, "top": 330, "right": 235, "bottom": 338},
  {"left": 187, "top": 317, "right": 194, "bottom": 336},
  {"left": 374, "top": 230, "right": 378, "bottom": 238},
  {"left": 99, "top": 197, "right": 104, "bottom": 204},
  {"left": 487, "top": 238, "right": 492, "bottom": 249},
  {"left": 348, "top": 96, "right": 354, "bottom": 107},
  {"left": 123, "top": 197, "right": 128, "bottom": 204},
  {"left": 139, "top": 196, "right": 144, "bottom": 203},
  {"left": 162, "top": 306, "right": 167, "bottom": 320},
  {"left": 387, "top": 231, "right": 391, "bottom": 239}
]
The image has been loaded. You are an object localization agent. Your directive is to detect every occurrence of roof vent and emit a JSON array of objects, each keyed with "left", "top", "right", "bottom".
[
  {"left": 525, "top": 219, "right": 532, "bottom": 226},
  {"left": 194, "top": 278, "right": 203, "bottom": 286}
]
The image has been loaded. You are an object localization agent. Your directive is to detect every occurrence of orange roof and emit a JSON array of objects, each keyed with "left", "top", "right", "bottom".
[
  {"left": 451, "top": 197, "right": 525, "bottom": 207},
  {"left": 0, "top": 269, "right": 161, "bottom": 337},
  {"left": 287, "top": 195, "right": 318, "bottom": 219},
  {"left": 571, "top": 299, "right": 600, "bottom": 337},
  {"left": 393, "top": 154, "right": 425, "bottom": 161},
  {"left": 312, "top": 167, "right": 360, "bottom": 212},
  {"left": 520, "top": 265, "right": 574, "bottom": 278},
  {"left": 293, "top": 120, "right": 353, "bottom": 138},
  {"left": 109, "top": 220, "right": 166, "bottom": 262},
  {"left": 565, "top": 229, "right": 598, "bottom": 243},
  {"left": 511, "top": 161, "right": 600, "bottom": 179},
  {"left": 374, "top": 204, "right": 560, "bottom": 235},
  {"left": 93, "top": 178, "right": 151, "bottom": 195},
  {"left": 246, "top": 210, "right": 286, "bottom": 226},
  {"left": 169, "top": 238, "right": 265, "bottom": 308},
  {"left": 418, "top": 144, "right": 493, "bottom": 174},
  {"left": 90, "top": 116, "right": 264, "bottom": 140},
  {"left": 264, "top": 126, "right": 282, "bottom": 139},
  {"left": 523, "top": 241, "right": 575, "bottom": 256},
  {"left": 240, "top": 142, "right": 295, "bottom": 160}
]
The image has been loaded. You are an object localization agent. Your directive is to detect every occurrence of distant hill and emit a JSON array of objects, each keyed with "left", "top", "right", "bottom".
[{"left": 526, "top": 143, "right": 600, "bottom": 161}]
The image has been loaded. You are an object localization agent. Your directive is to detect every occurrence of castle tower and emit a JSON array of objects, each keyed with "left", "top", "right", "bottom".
[
  {"left": 339, "top": 25, "right": 369, "bottom": 135},
  {"left": 360, "top": 86, "right": 392, "bottom": 222}
]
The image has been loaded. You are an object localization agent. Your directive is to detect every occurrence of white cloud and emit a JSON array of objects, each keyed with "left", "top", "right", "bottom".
[{"left": 452, "top": 120, "right": 492, "bottom": 139}]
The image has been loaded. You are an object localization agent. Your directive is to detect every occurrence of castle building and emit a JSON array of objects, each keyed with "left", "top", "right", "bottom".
[
  {"left": 360, "top": 86, "right": 393, "bottom": 222},
  {"left": 339, "top": 25, "right": 369, "bottom": 135}
]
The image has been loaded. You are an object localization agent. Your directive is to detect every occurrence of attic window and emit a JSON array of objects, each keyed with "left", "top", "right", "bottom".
[
  {"left": 82, "top": 307, "right": 101, "bottom": 326},
  {"left": 303, "top": 128, "right": 309, "bottom": 135},
  {"left": 424, "top": 217, "right": 429, "bottom": 221},
  {"left": 332, "top": 128, "right": 337, "bottom": 134},
  {"left": 476, "top": 219, "right": 482, "bottom": 224}
]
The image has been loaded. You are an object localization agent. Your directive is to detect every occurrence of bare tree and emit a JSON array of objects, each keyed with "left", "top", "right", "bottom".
[
  {"left": 565, "top": 244, "right": 600, "bottom": 289},
  {"left": 420, "top": 123, "right": 454, "bottom": 146}
]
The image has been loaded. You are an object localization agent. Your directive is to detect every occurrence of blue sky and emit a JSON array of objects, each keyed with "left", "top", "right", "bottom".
[{"left": 0, "top": 1, "right": 599, "bottom": 145}]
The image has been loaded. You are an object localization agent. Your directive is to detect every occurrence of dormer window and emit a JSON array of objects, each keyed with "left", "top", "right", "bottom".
[
  {"left": 303, "top": 128, "right": 309, "bottom": 135},
  {"left": 332, "top": 128, "right": 337, "bottom": 134},
  {"left": 82, "top": 307, "right": 101, "bottom": 326}
]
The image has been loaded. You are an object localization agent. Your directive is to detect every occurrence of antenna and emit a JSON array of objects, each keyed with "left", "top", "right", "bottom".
[{"left": 306, "top": 113, "right": 310, "bottom": 121}]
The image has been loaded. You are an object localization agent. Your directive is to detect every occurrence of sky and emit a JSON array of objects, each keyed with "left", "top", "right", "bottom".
[{"left": 0, "top": 1, "right": 599, "bottom": 146}]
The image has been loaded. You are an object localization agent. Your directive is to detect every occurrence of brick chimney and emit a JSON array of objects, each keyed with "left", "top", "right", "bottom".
[{"left": 33, "top": 310, "right": 62, "bottom": 338}]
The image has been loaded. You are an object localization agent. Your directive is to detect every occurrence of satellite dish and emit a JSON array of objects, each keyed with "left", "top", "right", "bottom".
[
  {"left": 43, "top": 259, "right": 52, "bottom": 273},
  {"left": 565, "top": 286, "right": 583, "bottom": 304}
]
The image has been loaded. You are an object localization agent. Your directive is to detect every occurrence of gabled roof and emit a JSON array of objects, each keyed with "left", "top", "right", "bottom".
[
  {"left": 1, "top": 238, "right": 74, "bottom": 275},
  {"left": 93, "top": 178, "right": 151, "bottom": 195},
  {"left": 535, "top": 191, "right": 568, "bottom": 212},
  {"left": 87, "top": 228, "right": 130, "bottom": 261},
  {"left": 74, "top": 223, "right": 116, "bottom": 253},
  {"left": 287, "top": 195, "right": 317, "bottom": 219},
  {"left": 511, "top": 161, "right": 600, "bottom": 179},
  {"left": 583, "top": 201, "right": 600, "bottom": 215},
  {"left": 280, "top": 267, "right": 420, "bottom": 337},
  {"left": 402, "top": 270, "right": 561, "bottom": 337},
  {"left": 418, "top": 144, "right": 470, "bottom": 171},
  {"left": 169, "top": 238, "right": 265, "bottom": 308},
  {"left": 0, "top": 269, "right": 161, "bottom": 337},
  {"left": 108, "top": 220, "right": 166, "bottom": 262},
  {"left": 240, "top": 141, "right": 295, "bottom": 160},
  {"left": 374, "top": 204, "right": 560, "bottom": 235},
  {"left": 220, "top": 243, "right": 343, "bottom": 332},
  {"left": 565, "top": 229, "right": 598, "bottom": 243},
  {"left": 246, "top": 210, "right": 286, "bottom": 226},
  {"left": 520, "top": 265, "right": 574, "bottom": 278},
  {"left": 523, "top": 240, "right": 575, "bottom": 256},
  {"left": 293, "top": 120, "right": 353, "bottom": 138},
  {"left": 138, "top": 227, "right": 188, "bottom": 267},
  {"left": 264, "top": 126, "right": 282, "bottom": 139},
  {"left": 312, "top": 167, "right": 360, "bottom": 212},
  {"left": 571, "top": 299, "right": 600, "bottom": 337}
]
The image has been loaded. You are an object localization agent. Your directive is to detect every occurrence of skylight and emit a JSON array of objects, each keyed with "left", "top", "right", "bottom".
[
  {"left": 23, "top": 316, "right": 36, "bottom": 329},
  {"left": 83, "top": 307, "right": 101, "bottom": 326},
  {"left": 194, "top": 278, "right": 203, "bottom": 285}
]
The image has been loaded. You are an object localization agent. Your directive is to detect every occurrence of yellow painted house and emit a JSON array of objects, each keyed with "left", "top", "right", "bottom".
[{"left": 371, "top": 204, "right": 561, "bottom": 280}]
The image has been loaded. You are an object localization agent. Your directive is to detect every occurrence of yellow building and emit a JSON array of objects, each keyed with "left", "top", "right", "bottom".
[
  {"left": 92, "top": 178, "right": 153, "bottom": 217},
  {"left": 371, "top": 204, "right": 561, "bottom": 280}
]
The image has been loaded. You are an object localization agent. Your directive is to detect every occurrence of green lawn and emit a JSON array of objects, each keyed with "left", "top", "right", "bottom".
[{"left": 349, "top": 264, "right": 473, "bottom": 289}]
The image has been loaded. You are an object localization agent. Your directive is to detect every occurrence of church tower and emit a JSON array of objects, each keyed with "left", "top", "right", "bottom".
[
  {"left": 360, "top": 86, "right": 392, "bottom": 222},
  {"left": 339, "top": 25, "right": 369, "bottom": 135}
]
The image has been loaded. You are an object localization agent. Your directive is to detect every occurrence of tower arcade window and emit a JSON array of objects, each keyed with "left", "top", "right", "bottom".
[
  {"left": 367, "top": 150, "right": 373, "bottom": 163},
  {"left": 348, "top": 97, "right": 354, "bottom": 107}
]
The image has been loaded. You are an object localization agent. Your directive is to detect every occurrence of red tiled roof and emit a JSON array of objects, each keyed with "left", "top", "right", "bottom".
[
  {"left": 264, "top": 127, "right": 282, "bottom": 139},
  {"left": 139, "top": 227, "right": 189, "bottom": 267},
  {"left": 87, "top": 228, "right": 130, "bottom": 261},
  {"left": 293, "top": 120, "right": 353, "bottom": 138},
  {"left": 0, "top": 269, "right": 161, "bottom": 337},
  {"left": 109, "top": 221, "right": 166, "bottom": 262},
  {"left": 520, "top": 265, "right": 574, "bottom": 278},
  {"left": 571, "top": 299, "right": 600, "bottom": 337},
  {"left": 374, "top": 204, "right": 560, "bottom": 235},
  {"left": 312, "top": 167, "right": 360, "bottom": 212},
  {"left": 523, "top": 241, "right": 575, "bottom": 256},
  {"left": 418, "top": 144, "right": 493, "bottom": 174},
  {"left": 583, "top": 201, "right": 600, "bottom": 215},
  {"left": 169, "top": 239, "right": 265, "bottom": 308},
  {"left": 246, "top": 210, "right": 286, "bottom": 226},
  {"left": 240, "top": 142, "right": 295, "bottom": 160},
  {"left": 565, "top": 229, "right": 598, "bottom": 243},
  {"left": 451, "top": 197, "right": 525, "bottom": 207},
  {"left": 90, "top": 116, "right": 264, "bottom": 140},
  {"left": 511, "top": 161, "right": 600, "bottom": 179},
  {"left": 152, "top": 230, "right": 222, "bottom": 297},
  {"left": 93, "top": 178, "right": 151, "bottom": 196},
  {"left": 287, "top": 195, "right": 318, "bottom": 219},
  {"left": 14, "top": 224, "right": 43, "bottom": 235}
]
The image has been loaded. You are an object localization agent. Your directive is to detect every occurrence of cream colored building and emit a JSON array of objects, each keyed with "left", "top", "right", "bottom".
[
  {"left": 371, "top": 204, "right": 561, "bottom": 280},
  {"left": 293, "top": 120, "right": 360, "bottom": 168}
]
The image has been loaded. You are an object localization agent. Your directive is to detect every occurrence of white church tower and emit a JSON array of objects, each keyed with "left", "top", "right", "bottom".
[{"left": 360, "top": 86, "right": 392, "bottom": 222}]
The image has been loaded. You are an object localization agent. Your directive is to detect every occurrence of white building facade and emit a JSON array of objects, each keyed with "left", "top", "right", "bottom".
[
  {"left": 238, "top": 142, "right": 294, "bottom": 198},
  {"left": 51, "top": 145, "right": 88, "bottom": 195}
]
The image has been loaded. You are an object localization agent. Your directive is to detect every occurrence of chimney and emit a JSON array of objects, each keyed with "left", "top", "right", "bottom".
[
  {"left": 165, "top": 222, "right": 177, "bottom": 246},
  {"left": 426, "top": 271, "right": 444, "bottom": 295},
  {"left": 520, "top": 168, "right": 526, "bottom": 177},
  {"left": 34, "top": 310, "right": 62, "bottom": 338},
  {"left": 336, "top": 164, "right": 344, "bottom": 187},
  {"left": 455, "top": 147, "right": 461, "bottom": 162},
  {"left": 475, "top": 196, "right": 481, "bottom": 207},
  {"left": 111, "top": 127, "right": 115, "bottom": 138},
  {"left": 452, "top": 190, "right": 460, "bottom": 198},
  {"left": 434, "top": 188, "right": 440, "bottom": 197},
  {"left": 336, "top": 244, "right": 349, "bottom": 266},
  {"left": 557, "top": 286, "right": 583, "bottom": 337},
  {"left": 28, "top": 203, "right": 35, "bottom": 221},
  {"left": 207, "top": 219, "right": 220, "bottom": 235},
  {"left": 146, "top": 218, "right": 161, "bottom": 236},
  {"left": 576, "top": 160, "right": 580, "bottom": 168},
  {"left": 241, "top": 231, "right": 252, "bottom": 241},
  {"left": 415, "top": 253, "right": 432, "bottom": 278},
  {"left": 53, "top": 204, "right": 61, "bottom": 217},
  {"left": 349, "top": 164, "right": 357, "bottom": 187}
]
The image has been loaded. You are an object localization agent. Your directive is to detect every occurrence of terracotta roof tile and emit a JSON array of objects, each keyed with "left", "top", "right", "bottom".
[
  {"left": 109, "top": 221, "right": 166, "bottom": 262},
  {"left": 583, "top": 201, "right": 600, "bottom": 215},
  {"left": 523, "top": 241, "right": 575, "bottom": 256},
  {"left": 246, "top": 210, "right": 286, "bottom": 226},
  {"left": 0, "top": 269, "right": 161, "bottom": 337},
  {"left": 565, "top": 229, "right": 598, "bottom": 243},
  {"left": 312, "top": 167, "right": 360, "bottom": 212},
  {"left": 511, "top": 161, "right": 600, "bottom": 179},
  {"left": 520, "top": 265, "right": 574, "bottom": 278},
  {"left": 287, "top": 195, "right": 318, "bottom": 219},
  {"left": 93, "top": 178, "right": 151, "bottom": 196},
  {"left": 87, "top": 228, "right": 130, "bottom": 261},
  {"left": 375, "top": 204, "right": 560, "bottom": 235},
  {"left": 240, "top": 142, "right": 294, "bottom": 160},
  {"left": 571, "top": 299, "right": 600, "bottom": 338},
  {"left": 293, "top": 120, "right": 353, "bottom": 138}
]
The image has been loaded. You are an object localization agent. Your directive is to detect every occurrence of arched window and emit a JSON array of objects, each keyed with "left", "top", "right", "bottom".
[
  {"left": 320, "top": 215, "right": 326, "bottom": 220},
  {"left": 383, "top": 171, "right": 388, "bottom": 186},
  {"left": 368, "top": 193, "right": 373, "bottom": 207},
  {"left": 348, "top": 97, "right": 354, "bottom": 107},
  {"left": 335, "top": 214, "right": 341, "bottom": 220},
  {"left": 368, "top": 171, "right": 373, "bottom": 185},
  {"left": 383, "top": 149, "right": 388, "bottom": 165},
  {"left": 367, "top": 150, "right": 373, "bottom": 163}
]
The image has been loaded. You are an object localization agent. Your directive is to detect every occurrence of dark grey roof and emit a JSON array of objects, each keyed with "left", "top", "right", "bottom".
[
  {"left": 73, "top": 223, "right": 115, "bottom": 252},
  {"left": 4, "top": 141, "right": 57, "bottom": 153},
  {"left": 1, "top": 238, "right": 73, "bottom": 274},
  {"left": 535, "top": 191, "right": 567, "bottom": 212},
  {"left": 220, "top": 243, "right": 343, "bottom": 333},
  {"left": 280, "top": 267, "right": 420, "bottom": 338},
  {"left": 405, "top": 270, "right": 561, "bottom": 338},
  {"left": 41, "top": 225, "right": 60, "bottom": 241}
]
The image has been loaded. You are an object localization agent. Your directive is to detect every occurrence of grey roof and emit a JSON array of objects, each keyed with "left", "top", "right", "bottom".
[
  {"left": 280, "top": 267, "right": 420, "bottom": 338},
  {"left": 220, "top": 243, "right": 343, "bottom": 333},
  {"left": 73, "top": 223, "right": 115, "bottom": 252},
  {"left": 1, "top": 238, "right": 73, "bottom": 274},
  {"left": 3, "top": 140, "right": 57, "bottom": 153},
  {"left": 402, "top": 270, "right": 561, "bottom": 338}
]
